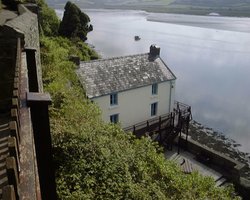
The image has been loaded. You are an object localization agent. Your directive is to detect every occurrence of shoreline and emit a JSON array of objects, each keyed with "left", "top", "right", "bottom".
[
  {"left": 56, "top": 8, "right": 250, "bottom": 33},
  {"left": 189, "top": 120, "right": 250, "bottom": 181}
]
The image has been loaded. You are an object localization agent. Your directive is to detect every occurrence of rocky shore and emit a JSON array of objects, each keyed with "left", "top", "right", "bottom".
[{"left": 189, "top": 120, "right": 250, "bottom": 180}]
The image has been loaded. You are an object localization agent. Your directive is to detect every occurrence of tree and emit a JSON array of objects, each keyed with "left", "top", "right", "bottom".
[{"left": 58, "top": 1, "right": 92, "bottom": 41}]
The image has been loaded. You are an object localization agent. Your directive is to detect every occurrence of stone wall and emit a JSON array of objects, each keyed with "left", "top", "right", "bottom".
[
  {"left": 179, "top": 136, "right": 250, "bottom": 198},
  {"left": 180, "top": 136, "right": 245, "bottom": 180},
  {"left": 0, "top": 3, "right": 55, "bottom": 199},
  {"left": 6, "top": 4, "right": 43, "bottom": 91},
  {"left": 0, "top": 4, "right": 43, "bottom": 111}
]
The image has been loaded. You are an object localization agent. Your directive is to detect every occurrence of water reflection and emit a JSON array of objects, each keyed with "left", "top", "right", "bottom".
[{"left": 83, "top": 10, "right": 250, "bottom": 152}]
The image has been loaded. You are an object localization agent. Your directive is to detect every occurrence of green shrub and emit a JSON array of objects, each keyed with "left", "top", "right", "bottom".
[{"left": 40, "top": 35, "right": 240, "bottom": 199}]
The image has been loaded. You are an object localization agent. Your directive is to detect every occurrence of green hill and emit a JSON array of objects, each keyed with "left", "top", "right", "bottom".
[{"left": 47, "top": 0, "right": 250, "bottom": 16}]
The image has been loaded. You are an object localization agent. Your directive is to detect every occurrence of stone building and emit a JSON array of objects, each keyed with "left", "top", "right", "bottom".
[{"left": 77, "top": 45, "right": 176, "bottom": 128}]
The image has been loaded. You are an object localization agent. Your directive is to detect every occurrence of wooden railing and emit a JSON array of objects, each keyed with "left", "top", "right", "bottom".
[
  {"left": 1, "top": 38, "right": 22, "bottom": 199},
  {"left": 123, "top": 101, "right": 192, "bottom": 150},
  {"left": 0, "top": 4, "right": 57, "bottom": 198},
  {"left": 174, "top": 101, "right": 192, "bottom": 120},
  {"left": 174, "top": 101, "right": 192, "bottom": 141},
  {"left": 124, "top": 113, "right": 174, "bottom": 138},
  {"left": 0, "top": 36, "right": 56, "bottom": 199}
]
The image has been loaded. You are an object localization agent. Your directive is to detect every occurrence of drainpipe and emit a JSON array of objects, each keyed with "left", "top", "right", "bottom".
[{"left": 168, "top": 81, "right": 173, "bottom": 113}]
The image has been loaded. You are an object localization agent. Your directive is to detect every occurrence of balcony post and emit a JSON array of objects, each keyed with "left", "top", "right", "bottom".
[{"left": 27, "top": 92, "right": 57, "bottom": 200}]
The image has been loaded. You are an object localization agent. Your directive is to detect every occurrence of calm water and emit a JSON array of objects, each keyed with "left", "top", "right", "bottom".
[{"left": 57, "top": 9, "right": 250, "bottom": 153}]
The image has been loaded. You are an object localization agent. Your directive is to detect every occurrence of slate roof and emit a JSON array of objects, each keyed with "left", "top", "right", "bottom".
[{"left": 77, "top": 53, "right": 176, "bottom": 98}]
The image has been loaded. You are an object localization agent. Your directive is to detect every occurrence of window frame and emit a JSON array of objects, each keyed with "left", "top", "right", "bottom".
[
  {"left": 151, "top": 102, "right": 158, "bottom": 116},
  {"left": 152, "top": 83, "right": 158, "bottom": 95},
  {"left": 110, "top": 93, "right": 118, "bottom": 106},
  {"left": 110, "top": 114, "right": 119, "bottom": 123}
]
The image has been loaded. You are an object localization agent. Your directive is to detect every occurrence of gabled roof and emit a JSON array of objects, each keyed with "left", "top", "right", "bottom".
[{"left": 77, "top": 53, "right": 176, "bottom": 98}]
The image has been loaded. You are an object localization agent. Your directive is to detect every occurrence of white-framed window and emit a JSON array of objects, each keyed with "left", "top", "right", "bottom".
[
  {"left": 152, "top": 83, "right": 158, "bottom": 95},
  {"left": 110, "top": 93, "right": 118, "bottom": 106},
  {"left": 151, "top": 102, "right": 158, "bottom": 116},
  {"left": 110, "top": 114, "right": 119, "bottom": 123}
]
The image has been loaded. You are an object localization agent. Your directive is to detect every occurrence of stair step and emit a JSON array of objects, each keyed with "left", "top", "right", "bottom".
[
  {"left": 181, "top": 159, "right": 193, "bottom": 174},
  {"left": 173, "top": 154, "right": 182, "bottom": 162},
  {"left": 0, "top": 137, "right": 8, "bottom": 143},
  {"left": 215, "top": 177, "right": 227, "bottom": 187},
  {"left": 169, "top": 153, "right": 178, "bottom": 160},
  {"left": 0, "top": 123, "right": 9, "bottom": 129}
]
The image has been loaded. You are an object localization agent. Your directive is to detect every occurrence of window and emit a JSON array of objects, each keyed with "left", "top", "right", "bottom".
[
  {"left": 152, "top": 83, "right": 158, "bottom": 95},
  {"left": 151, "top": 102, "right": 158, "bottom": 116},
  {"left": 110, "top": 114, "right": 119, "bottom": 123},
  {"left": 110, "top": 93, "right": 118, "bottom": 106}
]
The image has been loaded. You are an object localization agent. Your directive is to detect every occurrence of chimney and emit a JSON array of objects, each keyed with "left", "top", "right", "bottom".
[{"left": 149, "top": 44, "right": 160, "bottom": 57}]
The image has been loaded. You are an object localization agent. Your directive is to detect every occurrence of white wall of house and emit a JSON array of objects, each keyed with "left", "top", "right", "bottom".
[{"left": 92, "top": 80, "right": 176, "bottom": 128}]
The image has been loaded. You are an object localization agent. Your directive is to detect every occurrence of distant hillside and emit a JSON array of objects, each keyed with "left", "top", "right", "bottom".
[
  {"left": 173, "top": 0, "right": 250, "bottom": 7},
  {"left": 169, "top": 0, "right": 250, "bottom": 16},
  {"left": 47, "top": 0, "right": 250, "bottom": 16},
  {"left": 47, "top": 0, "right": 174, "bottom": 8}
]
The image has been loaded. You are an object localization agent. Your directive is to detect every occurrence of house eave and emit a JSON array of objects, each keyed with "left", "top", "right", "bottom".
[{"left": 89, "top": 78, "right": 176, "bottom": 100}]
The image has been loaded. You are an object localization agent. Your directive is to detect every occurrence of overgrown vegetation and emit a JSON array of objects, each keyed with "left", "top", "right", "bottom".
[
  {"left": 38, "top": 1, "right": 241, "bottom": 199},
  {"left": 41, "top": 36, "right": 240, "bottom": 200},
  {"left": 37, "top": 0, "right": 60, "bottom": 36}
]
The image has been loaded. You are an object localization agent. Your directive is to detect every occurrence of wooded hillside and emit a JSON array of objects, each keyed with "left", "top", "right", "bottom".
[{"left": 47, "top": 0, "right": 250, "bottom": 16}]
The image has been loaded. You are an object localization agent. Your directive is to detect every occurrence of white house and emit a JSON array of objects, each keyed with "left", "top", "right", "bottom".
[{"left": 77, "top": 45, "right": 176, "bottom": 128}]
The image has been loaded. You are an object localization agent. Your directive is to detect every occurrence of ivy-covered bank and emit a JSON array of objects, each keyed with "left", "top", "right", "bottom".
[{"left": 35, "top": 0, "right": 241, "bottom": 199}]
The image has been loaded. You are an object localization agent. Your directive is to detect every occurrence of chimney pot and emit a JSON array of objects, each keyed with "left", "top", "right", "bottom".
[{"left": 149, "top": 44, "right": 160, "bottom": 57}]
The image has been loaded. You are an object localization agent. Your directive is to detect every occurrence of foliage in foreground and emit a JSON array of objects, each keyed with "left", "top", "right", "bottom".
[{"left": 40, "top": 35, "right": 240, "bottom": 199}]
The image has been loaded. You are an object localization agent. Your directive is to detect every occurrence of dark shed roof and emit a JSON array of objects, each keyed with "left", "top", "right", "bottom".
[{"left": 77, "top": 53, "right": 176, "bottom": 98}]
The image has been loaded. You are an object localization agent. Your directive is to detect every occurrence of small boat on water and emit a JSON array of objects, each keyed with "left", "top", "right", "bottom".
[{"left": 134, "top": 36, "right": 141, "bottom": 41}]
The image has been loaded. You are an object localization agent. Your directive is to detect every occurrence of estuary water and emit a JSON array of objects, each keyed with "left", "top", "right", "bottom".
[{"left": 57, "top": 9, "right": 250, "bottom": 153}]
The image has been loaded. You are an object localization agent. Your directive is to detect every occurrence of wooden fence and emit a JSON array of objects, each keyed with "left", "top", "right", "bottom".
[
  {"left": 1, "top": 38, "right": 22, "bottom": 199},
  {"left": 123, "top": 101, "right": 192, "bottom": 150},
  {"left": 0, "top": 36, "right": 56, "bottom": 199}
]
